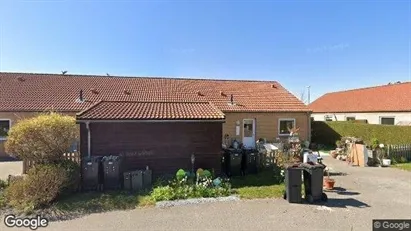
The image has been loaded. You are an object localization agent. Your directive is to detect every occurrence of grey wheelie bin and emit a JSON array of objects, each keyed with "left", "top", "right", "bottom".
[
  {"left": 283, "top": 165, "right": 303, "bottom": 203},
  {"left": 102, "top": 155, "right": 123, "bottom": 190},
  {"left": 123, "top": 171, "right": 132, "bottom": 191},
  {"left": 81, "top": 156, "right": 102, "bottom": 191},
  {"left": 301, "top": 163, "right": 327, "bottom": 203},
  {"left": 131, "top": 170, "right": 144, "bottom": 191}
]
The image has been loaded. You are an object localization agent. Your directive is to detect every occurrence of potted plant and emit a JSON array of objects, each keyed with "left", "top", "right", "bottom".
[
  {"left": 378, "top": 144, "right": 391, "bottom": 167},
  {"left": 323, "top": 169, "right": 335, "bottom": 190}
]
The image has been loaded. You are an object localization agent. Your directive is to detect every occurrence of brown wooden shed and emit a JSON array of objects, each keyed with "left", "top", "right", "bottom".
[{"left": 76, "top": 101, "right": 225, "bottom": 177}]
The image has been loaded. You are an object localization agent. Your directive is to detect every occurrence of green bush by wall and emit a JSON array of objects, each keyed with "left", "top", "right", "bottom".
[{"left": 311, "top": 121, "right": 411, "bottom": 145}]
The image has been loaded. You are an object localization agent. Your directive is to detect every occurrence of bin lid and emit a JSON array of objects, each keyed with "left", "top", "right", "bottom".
[{"left": 299, "top": 162, "right": 326, "bottom": 169}]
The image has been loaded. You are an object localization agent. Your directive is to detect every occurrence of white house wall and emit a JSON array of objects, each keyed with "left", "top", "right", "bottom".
[{"left": 311, "top": 112, "right": 411, "bottom": 125}]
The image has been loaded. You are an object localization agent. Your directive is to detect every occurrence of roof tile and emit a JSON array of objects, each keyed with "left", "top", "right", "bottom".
[
  {"left": 76, "top": 101, "right": 225, "bottom": 120},
  {"left": 0, "top": 72, "right": 310, "bottom": 112},
  {"left": 309, "top": 82, "right": 411, "bottom": 113}
]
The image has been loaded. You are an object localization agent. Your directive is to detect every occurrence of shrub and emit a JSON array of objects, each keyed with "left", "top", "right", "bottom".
[
  {"left": 57, "top": 160, "right": 81, "bottom": 193},
  {"left": 5, "top": 112, "right": 78, "bottom": 163},
  {"left": 176, "top": 169, "right": 186, "bottom": 181},
  {"left": 311, "top": 121, "right": 411, "bottom": 146},
  {"left": 150, "top": 176, "right": 231, "bottom": 202},
  {"left": 4, "top": 163, "right": 71, "bottom": 211},
  {"left": 0, "top": 179, "right": 7, "bottom": 190}
]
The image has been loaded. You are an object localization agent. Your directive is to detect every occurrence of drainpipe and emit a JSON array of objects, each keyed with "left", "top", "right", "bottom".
[
  {"left": 86, "top": 121, "right": 91, "bottom": 158},
  {"left": 307, "top": 112, "right": 312, "bottom": 142}
]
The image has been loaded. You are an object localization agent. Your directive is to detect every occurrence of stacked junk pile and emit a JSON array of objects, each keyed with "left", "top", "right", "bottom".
[{"left": 81, "top": 155, "right": 152, "bottom": 192}]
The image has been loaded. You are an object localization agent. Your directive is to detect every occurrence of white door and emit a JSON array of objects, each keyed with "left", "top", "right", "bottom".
[{"left": 242, "top": 119, "right": 256, "bottom": 149}]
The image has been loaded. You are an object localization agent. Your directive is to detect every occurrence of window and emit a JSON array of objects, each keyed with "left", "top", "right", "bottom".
[
  {"left": 278, "top": 118, "right": 296, "bottom": 135},
  {"left": 0, "top": 120, "right": 11, "bottom": 140},
  {"left": 324, "top": 115, "right": 333, "bottom": 121},
  {"left": 380, "top": 117, "right": 395, "bottom": 125},
  {"left": 346, "top": 117, "right": 356, "bottom": 121}
]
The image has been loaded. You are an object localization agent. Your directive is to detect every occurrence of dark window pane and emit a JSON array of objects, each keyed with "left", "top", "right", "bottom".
[
  {"left": 0, "top": 120, "right": 10, "bottom": 137},
  {"left": 346, "top": 117, "right": 355, "bottom": 121},
  {"left": 279, "top": 120, "right": 294, "bottom": 134},
  {"left": 381, "top": 118, "right": 395, "bottom": 125}
]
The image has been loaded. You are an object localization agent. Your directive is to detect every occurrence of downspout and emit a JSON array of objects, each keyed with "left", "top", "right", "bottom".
[
  {"left": 307, "top": 112, "right": 312, "bottom": 142},
  {"left": 86, "top": 121, "right": 91, "bottom": 158}
]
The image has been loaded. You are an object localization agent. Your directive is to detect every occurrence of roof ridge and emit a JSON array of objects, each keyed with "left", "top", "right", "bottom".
[
  {"left": 320, "top": 81, "right": 411, "bottom": 95},
  {"left": 99, "top": 100, "right": 211, "bottom": 104},
  {"left": 0, "top": 71, "right": 279, "bottom": 83},
  {"left": 76, "top": 100, "right": 103, "bottom": 116}
]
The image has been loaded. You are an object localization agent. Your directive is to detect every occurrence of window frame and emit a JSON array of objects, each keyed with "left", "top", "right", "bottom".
[
  {"left": 380, "top": 117, "right": 395, "bottom": 125},
  {"left": 278, "top": 118, "right": 296, "bottom": 136},
  {"left": 346, "top": 116, "right": 356, "bottom": 121},
  {"left": 324, "top": 115, "right": 333, "bottom": 121},
  {"left": 0, "top": 119, "right": 11, "bottom": 141}
]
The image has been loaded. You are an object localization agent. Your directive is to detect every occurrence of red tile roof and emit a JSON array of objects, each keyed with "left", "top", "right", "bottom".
[
  {"left": 0, "top": 72, "right": 309, "bottom": 113},
  {"left": 76, "top": 101, "right": 225, "bottom": 120},
  {"left": 310, "top": 82, "right": 411, "bottom": 113}
]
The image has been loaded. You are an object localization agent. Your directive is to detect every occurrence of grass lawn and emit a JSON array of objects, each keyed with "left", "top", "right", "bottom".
[
  {"left": 230, "top": 170, "right": 285, "bottom": 199},
  {"left": 392, "top": 162, "right": 411, "bottom": 172},
  {"left": 53, "top": 191, "right": 154, "bottom": 213}
]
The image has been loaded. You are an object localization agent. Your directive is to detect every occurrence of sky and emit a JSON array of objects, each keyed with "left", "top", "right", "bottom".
[{"left": 0, "top": 0, "right": 410, "bottom": 103}]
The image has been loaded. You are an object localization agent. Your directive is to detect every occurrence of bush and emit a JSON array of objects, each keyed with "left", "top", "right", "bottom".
[
  {"left": 176, "top": 169, "right": 186, "bottom": 181},
  {"left": 311, "top": 121, "right": 411, "bottom": 146},
  {"left": 0, "top": 179, "right": 7, "bottom": 190},
  {"left": 5, "top": 112, "right": 78, "bottom": 163},
  {"left": 4, "top": 163, "right": 72, "bottom": 211},
  {"left": 150, "top": 176, "right": 231, "bottom": 202},
  {"left": 57, "top": 160, "right": 80, "bottom": 193}
]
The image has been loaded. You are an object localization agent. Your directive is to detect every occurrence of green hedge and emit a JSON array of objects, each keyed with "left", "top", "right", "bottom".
[{"left": 311, "top": 121, "right": 411, "bottom": 145}]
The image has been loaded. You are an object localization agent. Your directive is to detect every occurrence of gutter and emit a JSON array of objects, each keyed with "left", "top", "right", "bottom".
[{"left": 76, "top": 119, "right": 226, "bottom": 123}]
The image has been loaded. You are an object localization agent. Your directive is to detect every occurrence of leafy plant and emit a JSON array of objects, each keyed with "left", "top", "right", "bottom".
[
  {"left": 150, "top": 175, "right": 231, "bottom": 202},
  {"left": 176, "top": 169, "right": 186, "bottom": 181},
  {"left": 0, "top": 179, "right": 7, "bottom": 190},
  {"left": 4, "top": 163, "right": 75, "bottom": 212},
  {"left": 5, "top": 112, "right": 78, "bottom": 163}
]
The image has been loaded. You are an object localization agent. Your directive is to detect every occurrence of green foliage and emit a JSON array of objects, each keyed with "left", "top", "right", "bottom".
[
  {"left": 0, "top": 179, "right": 7, "bottom": 190},
  {"left": 57, "top": 160, "right": 81, "bottom": 194},
  {"left": 391, "top": 156, "right": 408, "bottom": 164},
  {"left": 0, "top": 192, "right": 5, "bottom": 209},
  {"left": 311, "top": 121, "right": 411, "bottom": 146},
  {"left": 4, "top": 163, "right": 76, "bottom": 212},
  {"left": 176, "top": 169, "right": 186, "bottom": 181},
  {"left": 150, "top": 176, "right": 232, "bottom": 202},
  {"left": 203, "top": 170, "right": 212, "bottom": 178},
  {"left": 5, "top": 112, "right": 78, "bottom": 163}
]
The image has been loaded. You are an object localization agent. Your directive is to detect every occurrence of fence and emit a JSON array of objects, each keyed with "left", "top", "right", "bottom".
[
  {"left": 388, "top": 144, "right": 411, "bottom": 161},
  {"left": 22, "top": 152, "right": 81, "bottom": 174}
]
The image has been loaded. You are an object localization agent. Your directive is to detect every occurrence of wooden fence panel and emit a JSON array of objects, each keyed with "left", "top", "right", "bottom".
[
  {"left": 388, "top": 144, "right": 411, "bottom": 161},
  {"left": 22, "top": 152, "right": 81, "bottom": 174}
]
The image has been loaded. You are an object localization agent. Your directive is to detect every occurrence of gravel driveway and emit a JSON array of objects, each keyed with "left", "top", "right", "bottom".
[{"left": 1, "top": 156, "right": 411, "bottom": 231}]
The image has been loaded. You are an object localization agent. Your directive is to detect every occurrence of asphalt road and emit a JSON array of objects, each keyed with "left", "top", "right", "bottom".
[{"left": 1, "top": 156, "right": 411, "bottom": 231}]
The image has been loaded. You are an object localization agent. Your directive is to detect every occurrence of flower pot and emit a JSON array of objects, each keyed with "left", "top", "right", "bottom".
[
  {"left": 382, "top": 159, "right": 391, "bottom": 167},
  {"left": 323, "top": 178, "right": 335, "bottom": 190},
  {"left": 330, "top": 151, "right": 338, "bottom": 159}
]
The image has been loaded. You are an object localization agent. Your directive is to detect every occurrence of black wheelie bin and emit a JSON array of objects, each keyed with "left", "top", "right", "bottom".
[
  {"left": 300, "top": 163, "right": 327, "bottom": 203},
  {"left": 81, "top": 156, "right": 102, "bottom": 191},
  {"left": 283, "top": 164, "right": 303, "bottom": 203}
]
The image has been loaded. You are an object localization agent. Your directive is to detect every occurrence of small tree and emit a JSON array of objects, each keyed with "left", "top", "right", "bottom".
[{"left": 5, "top": 112, "right": 78, "bottom": 163}]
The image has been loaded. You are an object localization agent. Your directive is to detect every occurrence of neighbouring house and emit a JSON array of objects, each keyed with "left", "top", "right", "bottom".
[
  {"left": 0, "top": 72, "right": 310, "bottom": 174},
  {"left": 309, "top": 81, "right": 411, "bottom": 125}
]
